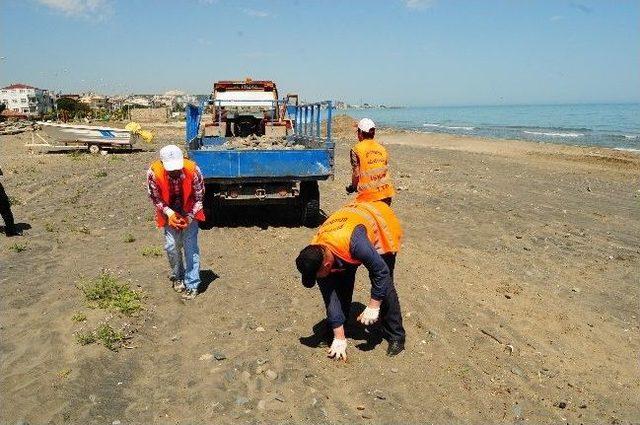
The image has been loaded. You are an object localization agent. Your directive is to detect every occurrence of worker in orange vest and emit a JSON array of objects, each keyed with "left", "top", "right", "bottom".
[
  {"left": 147, "top": 145, "right": 205, "bottom": 300},
  {"left": 346, "top": 118, "right": 395, "bottom": 205},
  {"left": 296, "top": 201, "right": 406, "bottom": 360}
]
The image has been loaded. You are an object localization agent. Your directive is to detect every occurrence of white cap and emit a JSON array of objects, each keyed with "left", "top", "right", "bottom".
[
  {"left": 357, "top": 118, "right": 376, "bottom": 132},
  {"left": 159, "top": 144, "right": 184, "bottom": 171}
]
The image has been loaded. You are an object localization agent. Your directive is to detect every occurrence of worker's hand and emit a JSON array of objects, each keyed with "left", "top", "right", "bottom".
[
  {"left": 327, "top": 338, "right": 347, "bottom": 361},
  {"left": 345, "top": 184, "right": 356, "bottom": 194},
  {"left": 357, "top": 306, "right": 380, "bottom": 326},
  {"left": 176, "top": 215, "right": 188, "bottom": 229},
  {"left": 168, "top": 212, "right": 187, "bottom": 230}
]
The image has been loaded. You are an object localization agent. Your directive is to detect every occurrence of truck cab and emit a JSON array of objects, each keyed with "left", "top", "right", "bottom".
[{"left": 203, "top": 79, "right": 292, "bottom": 139}]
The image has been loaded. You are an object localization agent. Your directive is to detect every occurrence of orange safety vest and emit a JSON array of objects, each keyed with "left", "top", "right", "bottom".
[
  {"left": 311, "top": 201, "right": 403, "bottom": 264},
  {"left": 150, "top": 159, "right": 205, "bottom": 228},
  {"left": 352, "top": 139, "right": 395, "bottom": 202}
]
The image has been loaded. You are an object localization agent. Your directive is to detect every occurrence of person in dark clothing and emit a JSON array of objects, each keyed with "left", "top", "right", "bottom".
[
  {"left": 0, "top": 167, "right": 20, "bottom": 237},
  {"left": 296, "top": 201, "right": 406, "bottom": 361}
]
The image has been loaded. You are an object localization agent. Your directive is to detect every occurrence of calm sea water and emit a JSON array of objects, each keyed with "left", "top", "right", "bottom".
[{"left": 342, "top": 103, "right": 640, "bottom": 151}]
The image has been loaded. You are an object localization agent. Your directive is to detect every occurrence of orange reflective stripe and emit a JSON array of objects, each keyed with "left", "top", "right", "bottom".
[
  {"left": 357, "top": 175, "right": 390, "bottom": 191},
  {"left": 360, "top": 165, "right": 388, "bottom": 177}
]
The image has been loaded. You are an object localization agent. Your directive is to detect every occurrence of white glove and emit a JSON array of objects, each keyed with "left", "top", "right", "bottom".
[
  {"left": 327, "top": 338, "right": 347, "bottom": 361},
  {"left": 358, "top": 307, "right": 380, "bottom": 325}
]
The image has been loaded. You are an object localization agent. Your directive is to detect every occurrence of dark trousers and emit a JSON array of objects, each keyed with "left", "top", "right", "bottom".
[
  {"left": 0, "top": 182, "right": 16, "bottom": 232},
  {"left": 317, "top": 254, "right": 405, "bottom": 342},
  {"left": 378, "top": 253, "right": 405, "bottom": 342}
]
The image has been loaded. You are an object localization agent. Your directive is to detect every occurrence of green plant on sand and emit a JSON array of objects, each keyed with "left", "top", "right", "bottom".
[
  {"left": 75, "top": 330, "right": 96, "bottom": 346},
  {"left": 141, "top": 246, "right": 163, "bottom": 257},
  {"left": 9, "top": 243, "right": 27, "bottom": 253},
  {"left": 75, "top": 324, "right": 125, "bottom": 351},
  {"left": 95, "top": 324, "right": 126, "bottom": 351},
  {"left": 71, "top": 312, "right": 87, "bottom": 322},
  {"left": 78, "top": 272, "right": 142, "bottom": 316}
]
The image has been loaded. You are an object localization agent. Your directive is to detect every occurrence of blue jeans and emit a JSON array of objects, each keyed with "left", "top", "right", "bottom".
[{"left": 163, "top": 220, "right": 200, "bottom": 291}]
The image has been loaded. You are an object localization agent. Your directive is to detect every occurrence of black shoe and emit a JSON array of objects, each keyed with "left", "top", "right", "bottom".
[
  {"left": 5, "top": 227, "right": 21, "bottom": 237},
  {"left": 386, "top": 339, "right": 405, "bottom": 356}
]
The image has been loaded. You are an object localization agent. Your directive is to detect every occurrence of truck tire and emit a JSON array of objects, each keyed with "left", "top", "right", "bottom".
[
  {"left": 300, "top": 181, "right": 320, "bottom": 227},
  {"left": 199, "top": 193, "right": 219, "bottom": 230}
]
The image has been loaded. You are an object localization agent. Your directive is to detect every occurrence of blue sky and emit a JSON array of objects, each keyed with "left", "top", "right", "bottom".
[{"left": 1, "top": 0, "right": 638, "bottom": 106}]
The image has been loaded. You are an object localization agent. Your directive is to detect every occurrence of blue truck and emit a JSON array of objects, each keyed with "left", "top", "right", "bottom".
[{"left": 185, "top": 79, "right": 334, "bottom": 228}]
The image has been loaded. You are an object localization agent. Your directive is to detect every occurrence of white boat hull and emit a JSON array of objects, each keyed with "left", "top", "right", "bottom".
[{"left": 36, "top": 122, "right": 133, "bottom": 146}]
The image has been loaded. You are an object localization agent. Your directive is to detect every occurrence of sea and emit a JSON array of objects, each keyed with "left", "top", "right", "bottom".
[{"left": 342, "top": 103, "right": 640, "bottom": 152}]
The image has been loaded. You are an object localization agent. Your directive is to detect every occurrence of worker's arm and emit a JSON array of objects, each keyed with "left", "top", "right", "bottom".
[
  {"left": 146, "top": 168, "right": 174, "bottom": 217},
  {"left": 184, "top": 165, "right": 204, "bottom": 221},
  {"left": 349, "top": 225, "right": 389, "bottom": 305},
  {"left": 349, "top": 149, "right": 359, "bottom": 191}
]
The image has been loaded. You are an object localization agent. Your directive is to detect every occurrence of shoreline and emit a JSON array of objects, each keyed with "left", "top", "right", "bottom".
[
  {"left": 372, "top": 127, "right": 640, "bottom": 174},
  {"left": 377, "top": 125, "right": 640, "bottom": 156}
]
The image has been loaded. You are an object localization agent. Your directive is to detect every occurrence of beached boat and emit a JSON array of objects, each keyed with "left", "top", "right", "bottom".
[{"left": 29, "top": 122, "right": 135, "bottom": 153}]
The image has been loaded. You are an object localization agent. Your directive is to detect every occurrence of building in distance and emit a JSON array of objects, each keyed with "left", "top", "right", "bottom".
[{"left": 0, "top": 83, "right": 55, "bottom": 117}]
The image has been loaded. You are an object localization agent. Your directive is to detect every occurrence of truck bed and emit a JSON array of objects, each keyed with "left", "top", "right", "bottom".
[
  {"left": 186, "top": 101, "right": 334, "bottom": 182},
  {"left": 189, "top": 146, "right": 333, "bottom": 181}
]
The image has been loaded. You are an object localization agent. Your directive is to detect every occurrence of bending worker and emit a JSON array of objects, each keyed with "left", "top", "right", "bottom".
[
  {"left": 147, "top": 145, "right": 205, "bottom": 300},
  {"left": 346, "top": 118, "right": 395, "bottom": 205},
  {"left": 295, "top": 201, "right": 406, "bottom": 360}
]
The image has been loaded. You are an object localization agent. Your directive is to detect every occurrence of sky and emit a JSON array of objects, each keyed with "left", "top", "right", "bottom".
[{"left": 0, "top": 0, "right": 638, "bottom": 106}]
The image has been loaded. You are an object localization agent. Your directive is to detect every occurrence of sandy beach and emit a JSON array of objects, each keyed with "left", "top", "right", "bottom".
[{"left": 1, "top": 120, "right": 639, "bottom": 424}]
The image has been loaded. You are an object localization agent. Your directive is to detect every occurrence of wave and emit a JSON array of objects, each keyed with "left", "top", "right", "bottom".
[
  {"left": 523, "top": 130, "right": 583, "bottom": 138},
  {"left": 423, "top": 123, "right": 475, "bottom": 131},
  {"left": 502, "top": 125, "right": 592, "bottom": 132}
]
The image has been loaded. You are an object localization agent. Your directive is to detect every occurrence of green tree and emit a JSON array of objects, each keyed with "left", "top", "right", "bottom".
[{"left": 56, "top": 97, "right": 91, "bottom": 118}]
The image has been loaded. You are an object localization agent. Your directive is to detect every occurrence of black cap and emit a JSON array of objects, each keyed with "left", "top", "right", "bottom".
[{"left": 295, "top": 245, "right": 324, "bottom": 288}]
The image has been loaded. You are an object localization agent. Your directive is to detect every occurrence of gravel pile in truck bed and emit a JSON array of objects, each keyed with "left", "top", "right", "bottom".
[{"left": 221, "top": 134, "right": 307, "bottom": 150}]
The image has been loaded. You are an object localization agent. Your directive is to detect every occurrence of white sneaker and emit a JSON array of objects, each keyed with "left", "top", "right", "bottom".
[
  {"left": 172, "top": 281, "right": 186, "bottom": 293},
  {"left": 182, "top": 289, "right": 197, "bottom": 300}
]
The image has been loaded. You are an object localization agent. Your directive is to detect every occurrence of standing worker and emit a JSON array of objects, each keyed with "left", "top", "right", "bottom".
[
  {"left": 0, "top": 167, "right": 20, "bottom": 237},
  {"left": 346, "top": 118, "right": 395, "bottom": 205},
  {"left": 147, "top": 145, "right": 205, "bottom": 300},
  {"left": 295, "top": 201, "right": 406, "bottom": 361}
]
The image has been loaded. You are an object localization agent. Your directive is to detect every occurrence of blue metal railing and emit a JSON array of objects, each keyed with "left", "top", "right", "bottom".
[
  {"left": 186, "top": 101, "right": 205, "bottom": 143},
  {"left": 292, "top": 100, "right": 333, "bottom": 146},
  {"left": 186, "top": 99, "right": 334, "bottom": 148}
]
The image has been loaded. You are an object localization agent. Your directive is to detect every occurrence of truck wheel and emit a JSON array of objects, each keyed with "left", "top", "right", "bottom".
[
  {"left": 301, "top": 198, "right": 320, "bottom": 227},
  {"left": 300, "top": 181, "right": 320, "bottom": 227},
  {"left": 88, "top": 144, "right": 100, "bottom": 154},
  {"left": 199, "top": 194, "right": 219, "bottom": 229}
]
